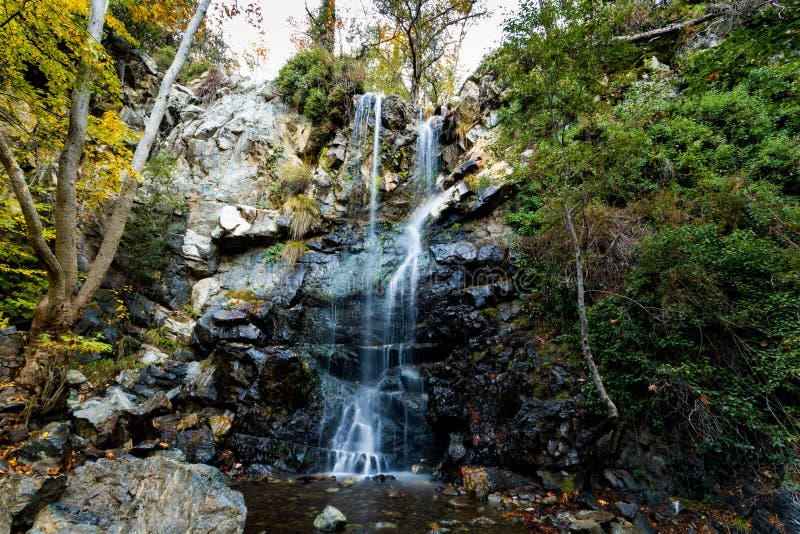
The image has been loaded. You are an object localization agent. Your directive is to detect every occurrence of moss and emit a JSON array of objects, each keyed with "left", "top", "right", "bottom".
[
  {"left": 480, "top": 307, "right": 499, "bottom": 321},
  {"left": 226, "top": 289, "right": 263, "bottom": 305}
]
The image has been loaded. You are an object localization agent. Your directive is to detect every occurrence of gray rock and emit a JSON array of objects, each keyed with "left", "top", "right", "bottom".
[
  {"left": 615, "top": 502, "right": 638, "bottom": 519},
  {"left": 191, "top": 277, "right": 221, "bottom": 314},
  {"left": 313, "top": 505, "right": 346, "bottom": 532},
  {"left": 28, "top": 503, "right": 104, "bottom": 533},
  {"left": 66, "top": 370, "right": 87, "bottom": 386},
  {"left": 569, "top": 519, "right": 602, "bottom": 533},
  {"left": 29, "top": 454, "right": 246, "bottom": 533},
  {"left": 12, "top": 422, "right": 71, "bottom": 472},
  {"left": 0, "top": 473, "right": 67, "bottom": 530}
]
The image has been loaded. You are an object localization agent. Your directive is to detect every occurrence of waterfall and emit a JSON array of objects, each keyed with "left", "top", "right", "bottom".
[{"left": 322, "top": 105, "right": 442, "bottom": 476}]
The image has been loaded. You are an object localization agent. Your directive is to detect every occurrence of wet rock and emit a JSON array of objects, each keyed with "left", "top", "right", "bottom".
[
  {"left": 574, "top": 510, "right": 614, "bottom": 524},
  {"left": 195, "top": 308, "right": 266, "bottom": 350},
  {"left": 631, "top": 513, "right": 658, "bottom": 534},
  {"left": 609, "top": 519, "right": 637, "bottom": 534},
  {"left": 773, "top": 487, "right": 800, "bottom": 532},
  {"left": 569, "top": 519, "right": 602, "bottom": 533},
  {"left": 447, "top": 433, "right": 466, "bottom": 462},
  {"left": 12, "top": 422, "right": 71, "bottom": 472},
  {"left": 30, "top": 453, "right": 245, "bottom": 533},
  {"left": 468, "top": 516, "right": 497, "bottom": 527},
  {"left": 209, "top": 415, "right": 233, "bottom": 439},
  {"left": 0, "top": 474, "right": 67, "bottom": 530},
  {"left": 603, "top": 469, "right": 642, "bottom": 492},
  {"left": 175, "top": 427, "right": 217, "bottom": 463},
  {"left": 313, "top": 505, "right": 346, "bottom": 532},
  {"left": 430, "top": 241, "right": 477, "bottom": 264},
  {"left": 615, "top": 502, "right": 638, "bottom": 519},
  {"left": 461, "top": 466, "right": 491, "bottom": 500}
]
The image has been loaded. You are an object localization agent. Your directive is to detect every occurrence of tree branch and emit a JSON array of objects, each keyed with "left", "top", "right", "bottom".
[
  {"left": 0, "top": 132, "right": 66, "bottom": 307},
  {"left": 611, "top": 13, "right": 717, "bottom": 43}
]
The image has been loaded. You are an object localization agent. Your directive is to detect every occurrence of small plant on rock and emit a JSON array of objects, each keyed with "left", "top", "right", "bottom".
[
  {"left": 280, "top": 240, "right": 309, "bottom": 267},
  {"left": 284, "top": 194, "right": 320, "bottom": 239}
]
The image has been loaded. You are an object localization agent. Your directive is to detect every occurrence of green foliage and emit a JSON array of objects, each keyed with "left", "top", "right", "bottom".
[
  {"left": 275, "top": 46, "right": 364, "bottom": 155},
  {"left": 0, "top": 193, "right": 49, "bottom": 323},
  {"left": 118, "top": 153, "right": 184, "bottom": 281},
  {"left": 262, "top": 242, "right": 287, "bottom": 264},
  {"left": 79, "top": 353, "right": 143, "bottom": 385},
  {"left": 498, "top": 0, "right": 800, "bottom": 481}
]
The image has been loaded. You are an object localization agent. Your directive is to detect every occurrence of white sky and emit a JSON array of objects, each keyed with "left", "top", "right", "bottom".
[{"left": 218, "top": 0, "right": 520, "bottom": 84}]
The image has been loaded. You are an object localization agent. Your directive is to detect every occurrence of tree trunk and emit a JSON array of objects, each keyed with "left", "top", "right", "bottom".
[
  {"left": 55, "top": 0, "right": 109, "bottom": 298},
  {"left": 2, "top": 0, "right": 212, "bottom": 410},
  {"left": 72, "top": 0, "right": 213, "bottom": 317},
  {"left": 563, "top": 202, "right": 619, "bottom": 423}
]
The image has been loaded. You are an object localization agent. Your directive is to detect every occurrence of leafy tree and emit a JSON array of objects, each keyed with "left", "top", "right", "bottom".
[
  {"left": 372, "top": 0, "right": 485, "bottom": 104},
  {"left": 0, "top": 0, "right": 212, "bottom": 411},
  {"left": 497, "top": 0, "right": 800, "bottom": 480}
]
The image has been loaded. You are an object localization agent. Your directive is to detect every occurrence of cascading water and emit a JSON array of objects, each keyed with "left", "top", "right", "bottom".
[{"left": 322, "top": 104, "right": 444, "bottom": 476}]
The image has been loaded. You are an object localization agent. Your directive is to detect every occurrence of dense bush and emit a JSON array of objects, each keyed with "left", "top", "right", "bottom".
[
  {"left": 275, "top": 47, "right": 365, "bottom": 156},
  {"left": 496, "top": 0, "right": 800, "bottom": 485}
]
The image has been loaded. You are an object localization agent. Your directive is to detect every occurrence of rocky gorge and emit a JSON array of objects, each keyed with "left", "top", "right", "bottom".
[{"left": 1, "top": 57, "right": 798, "bottom": 533}]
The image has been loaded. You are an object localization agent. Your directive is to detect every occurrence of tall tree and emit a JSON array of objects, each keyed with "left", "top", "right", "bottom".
[
  {"left": 372, "top": 0, "right": 485, "bottom": 105},
  {"left": 0, "top": 0, "right": 213, "bottom": 411},
  {"left": 495, "top": 0, "right": 620, "bottom": 423},
  {"left": 308, "top": 0, "right": 336, "bottom": 53}
]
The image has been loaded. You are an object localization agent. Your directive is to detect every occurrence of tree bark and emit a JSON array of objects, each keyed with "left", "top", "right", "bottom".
[
  {"left": 563, "top": 202, "right": 619, "bottom": 423},
  {"left": 72, "top": 0, "right": 213, "bottom": 317},
  {"left": 611, "top": 13, "right": 717, "bottom": 42},
  {"left": 55, "top": 0, "right": 109, "bottom": 300}
]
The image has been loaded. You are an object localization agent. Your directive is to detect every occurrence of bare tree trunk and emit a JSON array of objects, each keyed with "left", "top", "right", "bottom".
[
  {"left": 72, "top": 0, "right": 213, "bottom": 317},
  {"left": 55, "top": 0, "right": 109, "bottom": 299},
  {"left": 563, "top": 202, "right": 619, "bottom": 423},
  {"left": 2, "top": 0, "right": 212, "bottom": 405}
]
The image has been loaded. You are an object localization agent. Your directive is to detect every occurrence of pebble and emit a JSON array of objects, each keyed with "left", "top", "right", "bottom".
[{"left": 324, "top": 487, "right": 340, "bottom": 493}]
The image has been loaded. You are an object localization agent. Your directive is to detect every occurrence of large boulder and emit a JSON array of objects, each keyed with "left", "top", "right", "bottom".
[{"left": 29, "top": 453, "right": 246, "bottom": 533}]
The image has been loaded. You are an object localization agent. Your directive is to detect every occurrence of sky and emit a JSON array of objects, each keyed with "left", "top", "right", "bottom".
[{"left": 218, "top": 0, "right": 520, "bottom": 84}]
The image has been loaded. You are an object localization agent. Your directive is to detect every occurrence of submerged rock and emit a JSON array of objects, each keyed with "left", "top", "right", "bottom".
[{"left": 313, "top": 505, "right": 346, "bottom": 532}]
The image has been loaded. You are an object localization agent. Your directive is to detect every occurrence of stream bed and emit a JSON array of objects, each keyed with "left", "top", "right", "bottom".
[{"left": 240, "top": 476, "right": 532, "bottom": 533}]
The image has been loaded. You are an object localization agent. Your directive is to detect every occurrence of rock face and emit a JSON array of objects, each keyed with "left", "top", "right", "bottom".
[
  {"left": 85, "top": 73, "right": 673, "bottom": 488},
  {"left": 0, "top": 474, "right": 67, "bottom": 531},
  {"left": 29, "top": 453, "right": 246, "bottom": 533}
]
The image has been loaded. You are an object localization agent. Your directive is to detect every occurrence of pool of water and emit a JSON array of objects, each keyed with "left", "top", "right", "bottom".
[{"left": 240, "top": 476, "right": 533, "bottom": 533}]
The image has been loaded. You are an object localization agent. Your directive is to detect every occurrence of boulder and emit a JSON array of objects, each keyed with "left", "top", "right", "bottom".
[
  {"left": 29, "top": 454, "right": 246, "bottom": 533},
  {"left": 0, "top": 474, "right": 67, "bottom": 530},
  {"left": 11, "top": 422, "right": 71, "bottom": 472},
  {"left": 313, "top": 505, "right": 346, "bottom": 532}
]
